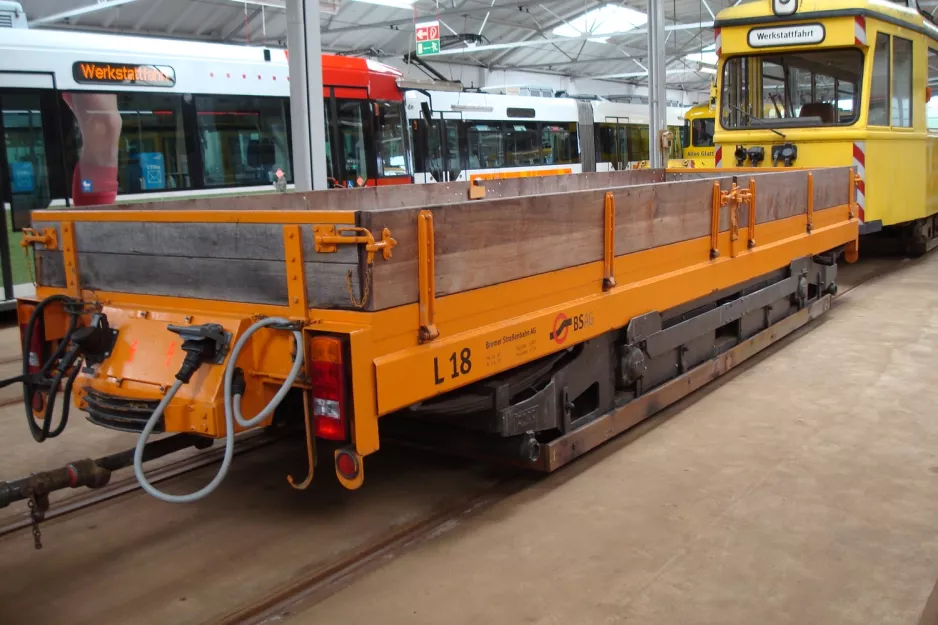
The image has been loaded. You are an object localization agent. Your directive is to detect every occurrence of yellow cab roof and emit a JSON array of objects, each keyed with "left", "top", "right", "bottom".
[
  {"left": 715, "top": 0, "right": 934, "bottom": 31},
  {"left": 684, "top": 103, "right": 713, "bottom": 121}
]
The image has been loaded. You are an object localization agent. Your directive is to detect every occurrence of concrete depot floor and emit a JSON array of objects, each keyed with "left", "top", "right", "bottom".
[
  {"left": 288, "top": 252, "right": 938, "bottom": 625},
  {"left": 0, "top": 254, "right": 936, "bottom": 625}
]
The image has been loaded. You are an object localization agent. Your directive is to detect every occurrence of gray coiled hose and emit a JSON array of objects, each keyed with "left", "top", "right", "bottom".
[{"left": 133, "top": 317, "right": 304, "bottom": 503}]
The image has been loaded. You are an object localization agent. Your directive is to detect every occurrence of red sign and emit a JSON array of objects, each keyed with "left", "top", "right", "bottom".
[{"left": 416, "top": 22, "right": 440, "bottom": 42}]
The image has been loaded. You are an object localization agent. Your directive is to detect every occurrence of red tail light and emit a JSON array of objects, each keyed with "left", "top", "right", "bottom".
[{"left": 310, "top": 337, "right": 347, "bottom": 441}]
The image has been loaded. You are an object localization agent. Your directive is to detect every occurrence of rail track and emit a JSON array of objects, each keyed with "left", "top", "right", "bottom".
[
  {"left": 221, "top": 472, "right": 532, "bottom": 625},
  {"left": 0, "top": 254, "right": 911, "bottom": 623},
  {"left": 217, "top": 255, "right": 910, "bottom": 624},
  {"left": 0, "top": 429, "right": 284, "bottom": 540}
]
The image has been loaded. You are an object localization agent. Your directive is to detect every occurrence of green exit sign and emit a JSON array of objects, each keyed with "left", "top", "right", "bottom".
[{"left": 416, "top": 39, "right": 440, "bottom": 56}]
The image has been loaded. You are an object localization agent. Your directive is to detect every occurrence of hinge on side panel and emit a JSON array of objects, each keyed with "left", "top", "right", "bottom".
[
  {"left": 720, "top": 182, "right": 753, "bottom": 258},
  {"left": 20, "top": 227, "right": 58, "bottom": 251},
  {"left": 313, "top": 225, "right": 397, "bottom": 265}
]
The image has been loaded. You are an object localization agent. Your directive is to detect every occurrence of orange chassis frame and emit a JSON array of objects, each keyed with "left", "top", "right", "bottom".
[{"left": 20, "top": 170, "right": 860, "bottom": 490}]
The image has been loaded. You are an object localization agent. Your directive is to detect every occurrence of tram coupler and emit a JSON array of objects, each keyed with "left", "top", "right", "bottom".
[{"left": 0, "top": 433, "right": 209, "bottom": 548}]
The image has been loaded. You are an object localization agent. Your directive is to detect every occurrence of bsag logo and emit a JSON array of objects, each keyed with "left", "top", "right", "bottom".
[{"left": 549, "top": 311, "right": 594, "bottom": 344}]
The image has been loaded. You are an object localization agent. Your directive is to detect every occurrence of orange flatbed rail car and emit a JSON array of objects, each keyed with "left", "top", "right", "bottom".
[{"left": 13, "top": 167, "right": 858, "bottom": 497}]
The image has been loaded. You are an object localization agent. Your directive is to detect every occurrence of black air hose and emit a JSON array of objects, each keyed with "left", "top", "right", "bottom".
[{"left": 19, "top": 294, "right": 83, "bottom": 442}]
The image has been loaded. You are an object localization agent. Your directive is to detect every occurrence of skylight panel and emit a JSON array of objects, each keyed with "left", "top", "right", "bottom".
[
  {"left": 552, "top": 4, "right": 648, "bottom": 42},
  {"left": 685, "top": 44, "right": 718, "bottom": 66}
]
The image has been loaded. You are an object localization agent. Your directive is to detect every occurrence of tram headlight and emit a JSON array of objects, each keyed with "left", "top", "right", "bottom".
[
  {"left": 772, "top": 0, "right": 797, "bottom": 17},
  {"left": 734, "top": 145, "right": 748, "bottom": 167},
  {"left": 747, "top": 147, "right": 765, "bottom": 166},
  {"left": 771, "top": 143, "right": 798, "bottom": 167}
]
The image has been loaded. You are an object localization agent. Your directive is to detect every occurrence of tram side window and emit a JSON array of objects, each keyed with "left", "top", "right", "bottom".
[
  {"left": 505, "top": 123, "right": 539, "bottom": 166},
  {"left": 375, "top": 101, "right": 408, "bottom": 177},
  {"left": 692, "top": 118, "right": 714, "bottom": 147},
  {"left": 869, "top": 34, "right": 891, "bottom": 126},
  {"left": 2, "top": 95, "right": 51, "bottom": 212},
  {"left": 63, "top": 92, "right": 192, "bottom": 195},
  {"left": 335, "top": 100, "right": 369, "bottom": 181},
  {"left": 928, "top": 48, "right": 938, "bottom": 130},
  {"left": 468, "top": 123, "right": 504, "bottom": 169},
  {"left": 721, "top": 49, "right": 862, "bottom": 128},
  {"left": 324, "top": 102, "right": 334, "bottom": 179},
  {"left": 426, "top": 119, "right": 463, "bottom": 180},
  {"left": 541, "top": 123, "right": 579, "bottom": 165},
  {"left": 892, "top": 37, "right": 913, "bottom": 128},
  {"left": 667, "top": 125, "right": 683, "bottom": 159},
  {"left": 596, "top": 124, "right": 618, "bottom": 163},
  {"left": 195, "top": 95, "right": 291, "bottom": 187},
  {"left": 627, "top": 124, "right": 650, "bottom": 162}
]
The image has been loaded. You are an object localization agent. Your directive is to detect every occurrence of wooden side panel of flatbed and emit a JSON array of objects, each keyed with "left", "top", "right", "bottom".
[{"left": 30, "top": 167, "right": 853, "bottom": 312}]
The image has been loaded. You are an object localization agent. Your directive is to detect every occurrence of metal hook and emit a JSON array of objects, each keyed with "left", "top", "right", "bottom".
[{"left": 287, "top": 392, "right": 316, "bottom": 490}]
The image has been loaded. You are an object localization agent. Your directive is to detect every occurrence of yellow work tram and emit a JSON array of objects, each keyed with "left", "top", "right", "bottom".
[
  {"left": 682, "top": 102, "right": 716, "bottom": 167},
  {"left": 713, "top": 0, "right": 938, "bottom": 254}
]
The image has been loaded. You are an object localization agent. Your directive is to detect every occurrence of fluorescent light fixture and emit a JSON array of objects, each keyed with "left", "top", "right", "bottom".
[
  {"left": 552, "top": 4, "right": 647, "bottom": 41},
  {"left": 685, "top": 44, "right": 718, "bottom": 66},
  {"left": 349, "top": 0, "right": 416, "bottom": 9}
]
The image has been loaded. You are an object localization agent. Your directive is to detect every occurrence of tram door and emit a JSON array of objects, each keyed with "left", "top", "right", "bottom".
[
  {"left": 0, "top": 75, "right": 58, "bottom": 299},
  {"left": 426, "top": 112, "right": 463, "bottom": 183},
  {"left": 603, "top": 116, "right": 630, "bottom": 170}
]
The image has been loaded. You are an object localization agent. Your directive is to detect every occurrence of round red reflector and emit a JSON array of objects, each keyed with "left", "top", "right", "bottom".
[
  {"left": 336, "top": 451, "right": 359, "bottom": 480},
  {"left": 32, "top": 393, "right": 45, "bottom": 413}
]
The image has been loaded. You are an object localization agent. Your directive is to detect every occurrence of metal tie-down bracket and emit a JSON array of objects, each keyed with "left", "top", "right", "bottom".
[
  {"left": 314, "top": 225, "right": 398, "bottom": 309},
  {"left": 313, "top": 225, "right": 397, "bottom": 264}
]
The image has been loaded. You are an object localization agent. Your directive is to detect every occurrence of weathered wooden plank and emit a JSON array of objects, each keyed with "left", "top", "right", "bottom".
[
  {"left": 34, "top": 168, "right": 838, "bottom": 313},
  {"left": 77, "top": 254, "right": 287, "bottom": 304},
  {"left": 73, "top": 222, "right": 285, "bottom": 260},
  {"left": 612, "top": 177, "right": 740, "bottom": 254},
  {"left": 475, "top": 169, "right": 663, "bottom": 198},
  {"left": 747, "top": 170, "right": 808, "bottom": 223},
  {"left": 68, "top": 222, "right": 356, "bottom": 264},
  {"left": 668, "top": 167, "right": 849, "bottom": 223},
  {"left": 37, "top": 252, "right": 356, "bottom": 308},
  {"left": 665, "top": 171, "right": 737, "bottom": 182},
  {"left": 305, "top": 261, "right": 362, "bottom": 309},
  {"left": 36, "top": 251, "right": 65, "bottom": 287},
  {"left": 811, "top": 167, "right": 850, "bottom": 210},
  {"left": 360, "top": 175, "right": 740, "bottom": 310},
  {"left": 43, "top": 169, "right": 665, "bottom": 213}
]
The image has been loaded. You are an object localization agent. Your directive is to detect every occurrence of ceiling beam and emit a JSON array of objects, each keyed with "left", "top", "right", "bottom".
[
  {"left": 486, "top": 0, "right": 604, "bottom": 66},
  {"left": 430, "top": 21, "right": 713, "bottom": 57},
  {"left": 101, "top": 7, "right": 120, "bottom": 28},
  {"left": 507, "top": 55, "right": 654, "bottom": 70},
  {"left": 39, "top": 21, "right": 220, "bottom": 42},
  {"left": 133, "top": 0, "right": 165, "bottom": 31},
  {"left": 323, "top": 0, "right": 569, "bottom": 34},
  {"left": 624, "top": 32, "right": 713, "bottom": 84},
  {"left": 583, "top": 67, "right": 702, "bottom": 81},
  {"left": 167, "top": 2, "right": 201, "bottom": 34},
  {"left": 223, "top": 6, "right": 264, "bottom": 41},
  {"left": 29, "top": 0, "right": 138, "bottom": 27},
  {"left": 698, "top": 0, "right": 716, "bottom": 20}
]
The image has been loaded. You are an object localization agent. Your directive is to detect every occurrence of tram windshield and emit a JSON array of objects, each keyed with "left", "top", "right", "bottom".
[
  {"left": 691, "top": 118, "right": 714, "bottom": 147},
  {"left": 721, "top": 48, "right": 863, "bottom": 129}
]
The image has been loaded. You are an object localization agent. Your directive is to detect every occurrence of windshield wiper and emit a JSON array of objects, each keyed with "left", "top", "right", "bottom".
[{"left": 727, "top": 102, "right": 787, "bottom": 138}]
